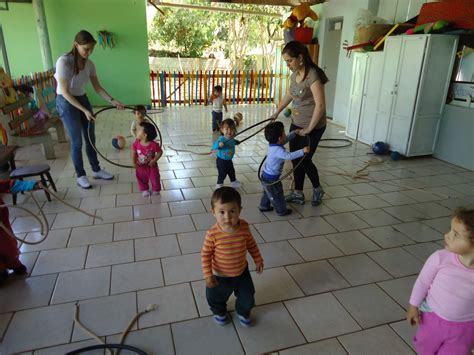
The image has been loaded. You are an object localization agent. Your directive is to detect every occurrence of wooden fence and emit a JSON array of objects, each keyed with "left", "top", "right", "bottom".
[{"left": 150, "top": 70, "right": 290, "bottom": 107}]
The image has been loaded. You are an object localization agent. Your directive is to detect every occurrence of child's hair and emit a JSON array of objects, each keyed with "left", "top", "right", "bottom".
[
  {"left": 134, "top": 105, "right": 146, "bottom": 115},
  {"left": 211, "top": 186, "right": 242, "bottom": 209},
  {"left": 221, "top": 118, "right": 237, "bottom": 133},
  {"left": 233, "top": 112, "right": 243, "bottom": 127},
  {"left": 139, "top": 122, "right": 157, "bottom": 141},
  {"left": 264, "top": 121, "right": 285, "bottom": 144},
  {"left": 454, "top": 208, "right": 474, "bottom": 242},
  {"left": 14, "top": 84, "right": 34, "bottom": 96},
  {"left": 213, "top": 85, "right": 223, "bottom": 93}
]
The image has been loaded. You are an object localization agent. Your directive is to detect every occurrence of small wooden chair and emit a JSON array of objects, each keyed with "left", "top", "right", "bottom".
[
  {"left": 9, "top": 164, "right": 57, "bottom": 204},
  {"left": 0, "top": 96, "right": 66, "bottom": 160}
]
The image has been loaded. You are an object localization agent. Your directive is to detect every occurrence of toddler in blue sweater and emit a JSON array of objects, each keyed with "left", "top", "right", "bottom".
[
  {"left": 259, "top": 122, "right": 309, "bottom": 216},
  {"left": 212, "top": 118, "right": 241, "bottom": 188}
]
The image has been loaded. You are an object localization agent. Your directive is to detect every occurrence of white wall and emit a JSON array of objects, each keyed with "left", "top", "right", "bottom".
[
  {"left": 434, "top": 105, "right": 474, "bottom": 170},
  {"left": 318, "top": 0, "right": 370, "bottom": 125}
]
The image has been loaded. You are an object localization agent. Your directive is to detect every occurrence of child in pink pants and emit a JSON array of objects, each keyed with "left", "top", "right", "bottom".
[
  {"left": 132, "top": 122, "right": 162, "bottom": 197},
  {"left": 406, "top": 208, "right": 474, "bottom": 355}
]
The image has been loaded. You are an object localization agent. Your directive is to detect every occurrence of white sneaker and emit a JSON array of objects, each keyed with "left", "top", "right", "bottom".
[
  {"left": 92, "top": 169, "right": 114, "bottom": 180},
  {"left": 215, "top": 183, "right": 224, "bottom": 188},
  {"left": 230, "top": 180, "right": 242, "bottom": 188},
  {"left": 77, "top": 176, "right": 91, "bottom": 189},
  {"left": 142, "top": 191, "right": 151, "bottom": 197}
]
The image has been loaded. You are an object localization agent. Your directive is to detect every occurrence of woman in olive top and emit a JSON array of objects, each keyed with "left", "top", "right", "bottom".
[{"left": 271, "top": 41, "right": 328, "bottom": 206}]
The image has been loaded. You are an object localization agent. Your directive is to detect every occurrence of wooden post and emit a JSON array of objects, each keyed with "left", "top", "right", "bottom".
[{"left": 32, "top": 0, "right": 53, "bottom": 70}]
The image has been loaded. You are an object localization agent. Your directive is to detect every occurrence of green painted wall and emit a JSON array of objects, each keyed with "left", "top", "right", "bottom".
[
  {"left": 0, "top": 0, "right": 150, "bottom": 106},
  {"left": 0, "top": 3, "right": 44, "bottom": 75}
]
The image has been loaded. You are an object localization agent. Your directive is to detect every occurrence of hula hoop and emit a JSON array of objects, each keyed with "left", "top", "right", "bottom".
[
  {"left": 230, "top": 117, "right": 272, "bottom": 144},
  {"left": 319, "top": 138, "right": 352, "bottom": 148},
  {"left": 88, "top": 106, "right": 163, "bottom": 169},
  {"left": 258, "top": 135, "right": 311, "bottom": 186}
]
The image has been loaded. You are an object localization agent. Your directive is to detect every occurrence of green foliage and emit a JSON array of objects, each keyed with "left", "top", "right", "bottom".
[
  {"left": 148, "top": 1, "right": 287, "bottom": 64},
  {"left": 149, "top": 7, "right": 216, "bottom": 57}
]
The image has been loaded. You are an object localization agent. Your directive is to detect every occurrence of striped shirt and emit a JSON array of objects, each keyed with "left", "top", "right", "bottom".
[{"left": 201, "top": 219, "right": 263, "bottom": 278}]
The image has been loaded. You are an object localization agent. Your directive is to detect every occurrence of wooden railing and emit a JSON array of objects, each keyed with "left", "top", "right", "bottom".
[{"left": 150, "top": 70, "right": 290, "bottom": 107}]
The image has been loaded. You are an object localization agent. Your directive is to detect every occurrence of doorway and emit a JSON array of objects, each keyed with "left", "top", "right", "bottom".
[{"left": 322, "top": 17, "right": 343, "bottom": 118}]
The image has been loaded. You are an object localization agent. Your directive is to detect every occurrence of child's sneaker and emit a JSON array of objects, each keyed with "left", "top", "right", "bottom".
[
  {"left": 142, "top": 191, "right": 151, "bottom": 197},
  {"left": 285, "top": 191, "right": 305, "bottom": 205},
  {"left": 215, "top": 183, "right": 224, "bottom": 189},
  {"left": 12, "top": 264, "right": 27, "bottom": 275},
  {"left": 238, "top": 314, "right": 252, "bottom": 328},
  {"left": 312, "top": 187, "right": 325, "bottom": 206},
  {"left": 213, "top": 313, "right": 229, "bottom": 325},
  {"left": 230, "top": 180, "right": 242, "bottom": 188}
]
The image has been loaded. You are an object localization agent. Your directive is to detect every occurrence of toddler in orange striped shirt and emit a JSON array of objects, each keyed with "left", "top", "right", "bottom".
[{"left": 201, "top": 187, "right": 264, "bottom": 327}]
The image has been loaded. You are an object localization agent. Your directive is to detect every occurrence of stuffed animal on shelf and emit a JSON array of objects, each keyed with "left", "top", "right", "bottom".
[{"left": 282, "top": 3, "right": 318, "bottom": 30}]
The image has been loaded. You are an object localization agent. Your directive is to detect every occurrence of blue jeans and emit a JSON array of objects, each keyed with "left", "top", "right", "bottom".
[
  {"left": 56, "top": 95, "right": 100, "bottom": 177},
  {"left": 212, "top": 111, "right": 223, "bottom": 131},
  {"left": 260, "top": 178, "right": 287, "bottom": 215}
]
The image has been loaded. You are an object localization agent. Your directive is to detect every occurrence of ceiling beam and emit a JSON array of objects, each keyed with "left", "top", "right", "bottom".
[
  {"left": 151, "top": 1, "right": 283, "bottom": 17},
  {"left": 211, "top": 0, "right": 324, "bottom": 6}
]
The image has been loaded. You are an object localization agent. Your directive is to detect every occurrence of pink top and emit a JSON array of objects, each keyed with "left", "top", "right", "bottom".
[
  {"left": 409, "top": 249, "right": 474, "bottom": 322},
  {"left": 132, "top": 140, "right": 161, "bottom": 166}
]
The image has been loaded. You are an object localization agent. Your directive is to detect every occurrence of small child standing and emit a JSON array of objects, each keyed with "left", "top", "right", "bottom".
[
  {"left": 130, "top": 105, "right": 147, "bottom": 138},
  {"left": 132, "top": 122, "right": 162, "bottom": 197},
  {"left": 259, "top": 122, "right": 309, "bottom": 216},
  {"left": 212, "top": 118, "right": 241, "bottom": 189},
  {"left": 201, "top": 187, "right": 264, "bottom": 327},
  {"left": 407, "top": 208, "right": 474, "bottom": 355},
  {"left": 1, "top": 179, "right": 41, "bottom": 285},
  {"left": 208, "top": 85, "right": 228, "bottom": 132}
]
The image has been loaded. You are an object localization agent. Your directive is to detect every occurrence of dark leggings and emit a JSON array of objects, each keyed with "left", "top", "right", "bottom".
[{"left": 289, "top": 123, "right": 326, "bottom": 191}]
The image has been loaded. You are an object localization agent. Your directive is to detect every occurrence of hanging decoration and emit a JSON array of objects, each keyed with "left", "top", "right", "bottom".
[{"left": 97, "top": 31, "right": 115, "bottom": 49}]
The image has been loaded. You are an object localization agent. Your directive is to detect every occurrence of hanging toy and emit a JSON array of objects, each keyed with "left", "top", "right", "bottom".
[{"left": 97, "top": 31, "right": 115, "bottom": 49}]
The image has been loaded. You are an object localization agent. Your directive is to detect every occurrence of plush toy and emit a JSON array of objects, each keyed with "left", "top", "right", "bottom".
[
  {"left": 0, "top": 68, "right": 16, "bottom": 106},
  {"left": 283, "top": 3, "right": 318, "bottom": 30}
]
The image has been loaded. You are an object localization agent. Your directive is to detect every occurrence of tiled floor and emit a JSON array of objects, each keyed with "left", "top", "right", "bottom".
[{"left": 1, "top": 104, "right": 473, "bottom": 354}]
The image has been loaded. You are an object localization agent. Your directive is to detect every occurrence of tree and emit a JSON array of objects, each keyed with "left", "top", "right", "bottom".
[{"left": 149, "top": 7, "right": 216, "bottom": 57}]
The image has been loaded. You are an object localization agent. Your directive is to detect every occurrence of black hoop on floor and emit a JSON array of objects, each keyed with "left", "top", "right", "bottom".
[
  {"left": 258, "top": 135, "right": 311, "bottom": 186},
  {"left": 87, "top": 106, "right": 163, "bottom": 169},
  {"left": 66, "top": 343, "right": 147, "bottom": 355},
  {"left": 319, "top": 138, "right": 352, "bottom": 148}
]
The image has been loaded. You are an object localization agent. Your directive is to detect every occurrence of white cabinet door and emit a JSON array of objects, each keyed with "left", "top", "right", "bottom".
[
  {"left": 374, "top": 38, "right": 402, "bottom": 142},
  {"left": 346, "top": 54, "right": 367, "bottom": 139},
  {"left": 358, "top": 52, "right": 384, "bottom": 144},
  {"left": 387, "top": 36, "right": 427, "bottom": 154}
]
